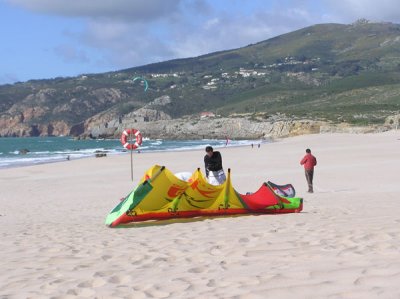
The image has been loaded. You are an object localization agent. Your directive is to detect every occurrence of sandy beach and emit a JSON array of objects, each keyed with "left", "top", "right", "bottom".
[{"left": 1, "top": 131, "right": 400, "bottom": 299}]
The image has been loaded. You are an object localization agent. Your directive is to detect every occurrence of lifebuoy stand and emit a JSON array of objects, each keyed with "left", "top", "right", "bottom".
[{"left": 120, "top": 128, "right": 143, "bottom": 181}]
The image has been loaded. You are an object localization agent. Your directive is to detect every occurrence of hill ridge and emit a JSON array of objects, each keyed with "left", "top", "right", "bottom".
[{"left": 1, "top": 22, "right": 400, "bottom": 137}]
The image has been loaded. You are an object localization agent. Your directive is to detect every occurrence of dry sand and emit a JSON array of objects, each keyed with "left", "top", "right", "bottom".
[{"left": 1, "top": 132, "right": 400, "bottom": 299}]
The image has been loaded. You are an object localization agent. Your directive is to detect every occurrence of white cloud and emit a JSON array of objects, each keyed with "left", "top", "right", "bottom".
[
  {"left": 6, "top": 0, "right": 205, "bottom": 68},
  {"left": 325, "top": 0, "right": 400, "bottom": 23},
  {"left": 4, "top": 0, "right": 325, "bottom": 69},
  {"left": 6, "top": 0, "right": 400, "bottom": 73},
  {"left": 6, "top": 0, "right": 182, "bottom": 21},
  {"left": 76, "top": 20, "right": 174, "bottom": 68},
  {"left": 204, "top": 18, "right": 219, "bottom": 30},
  {"left": 170, "top": 7, "right": 317, "bottom": 59}
]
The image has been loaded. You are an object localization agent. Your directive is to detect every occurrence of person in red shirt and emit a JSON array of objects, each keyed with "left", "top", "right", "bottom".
[{"left": 300, "top": 148, "right": 317, "bottom": 193}]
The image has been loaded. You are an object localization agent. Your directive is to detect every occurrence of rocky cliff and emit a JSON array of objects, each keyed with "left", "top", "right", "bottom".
[
  {"left": 0, "top": 85, "right": 130, "bottom": 137},
  {"left": 1, "top": 85, "right": 397, "bottom": 139},
  {"left": 82, "top": 115, "right": 394, "bottom": 140},
  {"left": 0, "top": 103, "right": 395, "bottom": 140}
]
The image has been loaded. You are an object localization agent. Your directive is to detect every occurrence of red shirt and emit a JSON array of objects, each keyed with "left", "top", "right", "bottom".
[{"left": 300, "top": 153, "right": 317, "bottom": 170}]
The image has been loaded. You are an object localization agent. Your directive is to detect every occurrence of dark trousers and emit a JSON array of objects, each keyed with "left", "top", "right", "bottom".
[{"left": 305, "top": 169, "right": 314, "bottom": 192}]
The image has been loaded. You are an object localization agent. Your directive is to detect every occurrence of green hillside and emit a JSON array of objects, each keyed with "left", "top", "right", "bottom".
[{"left": 1, "top": 21, "right": 400, "bottom": 135}]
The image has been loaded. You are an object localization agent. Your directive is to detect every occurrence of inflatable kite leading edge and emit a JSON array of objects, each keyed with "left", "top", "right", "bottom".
[{"left": 105, "top": 165, "right": 303, "bottom": 227}]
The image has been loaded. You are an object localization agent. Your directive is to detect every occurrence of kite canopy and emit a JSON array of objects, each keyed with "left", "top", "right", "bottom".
[
  {"left": 105, "top": 165, "right": 303, "bottom": 227},
  {"left": 132, "top": 76, "right": 148, "bottom": 92},
  {"left": 267, "top": 181, "right": 296, "bottom": 197}
]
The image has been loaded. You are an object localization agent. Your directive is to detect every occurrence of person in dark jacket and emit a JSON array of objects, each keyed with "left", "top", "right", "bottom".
[
  {"left": 300, "top": 148, "right": 317, "bottom": 193},
  {"left": 204, "top": 146, "right": 226, "bottom": 185}
]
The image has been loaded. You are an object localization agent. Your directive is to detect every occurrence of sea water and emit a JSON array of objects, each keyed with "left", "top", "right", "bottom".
[{"left": 0, "top": 137, "right": 263, "bottom": 169}]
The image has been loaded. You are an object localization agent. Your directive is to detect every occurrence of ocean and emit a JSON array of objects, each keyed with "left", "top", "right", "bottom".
[{"left": 0, "top": 137, "right": 262, "bottom": 169}]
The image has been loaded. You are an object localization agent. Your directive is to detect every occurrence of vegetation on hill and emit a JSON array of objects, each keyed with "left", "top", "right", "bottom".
[{"left": 1, "top": 21, "right": 400, "bottom": 136}]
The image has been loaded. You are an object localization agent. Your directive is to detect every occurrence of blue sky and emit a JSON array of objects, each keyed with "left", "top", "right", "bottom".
[{"left": 1, "top": 0, "right": 400, "bottom": 84}]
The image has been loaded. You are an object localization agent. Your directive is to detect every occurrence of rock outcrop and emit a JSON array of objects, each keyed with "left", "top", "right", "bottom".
[
  {"left": 0, "top": 85, "right": 395, "bottom": 139},
  {"left": 0, "top": 86, "right": 129, "bottom": 137},
  {"left": 83, "top": 111, "right": 394, "bottom": 140},
  {"left": 83, "top": 115, "right": 328, "bottom": 140}
]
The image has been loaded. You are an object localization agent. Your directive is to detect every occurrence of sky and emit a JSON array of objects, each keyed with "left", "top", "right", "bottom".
[{"left": 1, "top": 0, "right": 400, "bottom": 84}]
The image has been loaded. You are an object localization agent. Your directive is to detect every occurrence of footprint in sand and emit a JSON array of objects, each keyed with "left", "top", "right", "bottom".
[
  {"left": 101, "top": 254, "right": 112, "bottom": 261},
  {"left": 72, "top": 264, "right": 90, "bottom": 271},
  {"left": 219, "top": 260, "right": 228, "bottom": 270},
  {"left": 153, "top": 257, "right": 168, "bottom": 262},
  {"left": 77, "top": 278, "right": 106, "bottom": 288},
  {"left": 188, "top": 266, "right": 206, "bottom": 273},
  {"left": 77, "top": 281, "right": 92, "bottom": 288},
  {"left": 108, "top": 275, "right": 121, "bottom": 284},
  {"left": 210, "top": 245, "right": 222, "bottom": 256},
  {"left": 239, "top": 237, "right": 250, "bottom": 244},
  {"left": 68, "top": 287, "right": 95, "bottom": 297},
  {"left": 252, "top": 233, "right": 263, "bottom": 238},
  {"left": 94, "top": 271, "right": 113, "bottom": 278},
  {"left": 207, "top": 279, "right": 217, "bottom": 287},
  {"left": 108, "top": 274, "right": 132, "bottom": 284},
  {"left": 144, "top": 289, "right": 170, "bottom": 298}
]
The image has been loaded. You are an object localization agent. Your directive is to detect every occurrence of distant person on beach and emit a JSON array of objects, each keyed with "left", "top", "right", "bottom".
[
  {"left": 204, "top": 146, "right": 226, "bottom": 185},
  {"left": 300, "top": 148, "right": 317, "bottom": 193}
]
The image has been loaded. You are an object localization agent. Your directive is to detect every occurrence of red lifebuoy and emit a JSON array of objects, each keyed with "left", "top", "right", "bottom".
[{"left": 120, "top": 129, "right": 143, "bottom": 150}]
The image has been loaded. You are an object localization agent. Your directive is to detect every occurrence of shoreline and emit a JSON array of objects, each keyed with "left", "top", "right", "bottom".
[{"left": 0, "top": 137, "right": 266, "bottom": 170}]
